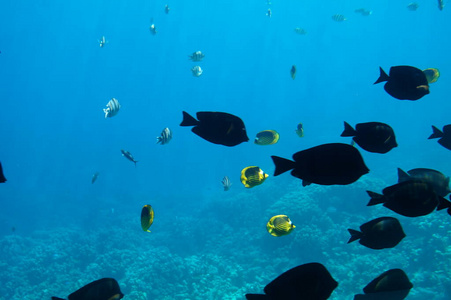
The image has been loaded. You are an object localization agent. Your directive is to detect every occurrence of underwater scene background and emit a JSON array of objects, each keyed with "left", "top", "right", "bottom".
[{"left": 0, "top": 0, "right": 450, "bottom": 299}]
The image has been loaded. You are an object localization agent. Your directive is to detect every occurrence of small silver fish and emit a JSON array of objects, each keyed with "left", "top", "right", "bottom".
[
  {"left": 91, "top": 172, "right": 100, "bottom": 184},
  {"left": 98, "top": 36, "right": 108, "bottom": 47},
  {"left": 121, "top": 149, "right": 138, "bottom": 166},
  {"left": 149, "top": 18, "right": 157, "bottom": 35},
  {"left": 222, "top": 176, "right": 232, "bottom": 191},
  {"left": 355, "top": 8, "right": 372, "bottom": 16},
  {"left": 157, "top": 127, "right": 172, "bottom": 145},
  {"left": 191, "top": 66, "right": 203, "bottom": 77},
  {"left": 103, "top": 98, "right": 121, "bottom": 118},
  {"left": 188, "top": 51, "right": 205, "bottom": 62},
  {"left": 165, "top": 4, "right": 170, "bottom": 14},
  {"left": 438, "top": 0, "right": 444, "bottom": 10},
  {"left": 294, "top": 27, "right": 307, "bottom": 35},
  {"left": 266, "top": 9, "right": 272, "bottom": 18}
]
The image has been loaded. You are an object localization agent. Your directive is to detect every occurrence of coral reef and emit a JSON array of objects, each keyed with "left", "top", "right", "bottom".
[{"left": 0, "top": 175, "right": 449, "bottom": 300}]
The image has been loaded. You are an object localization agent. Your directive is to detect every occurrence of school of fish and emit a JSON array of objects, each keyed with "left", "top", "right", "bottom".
[{"left": 1, "top": 2, "right": 448, "bottom": 300}]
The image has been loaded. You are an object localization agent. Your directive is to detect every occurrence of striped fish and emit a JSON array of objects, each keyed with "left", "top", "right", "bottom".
[
  {"left": 157, "top": 127, "right": 172, "bottom": 145},
  {"left": 103, "top": 98, "right": 121, "bottom": 118},
  {"left": 240, "top": 166, "right": 268, "bottom": 188},
  {"left": 266, "top": 215, "right": 296, "bottom": 237},
  {"left": 222, "top": 176, "right": 232, "bottom": 191},
  {"left": 331, "top": 14, "right": 346, "bottom": 22},
  {"left": 188, "top": 51, "right": 205, "bottom": 62}
]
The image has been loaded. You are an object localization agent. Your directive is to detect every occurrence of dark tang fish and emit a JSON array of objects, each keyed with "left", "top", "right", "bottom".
[
  {"left": 367, "top": 180, "right": 451, "bottom": 217},
  {"left": 180, "top": 111, "right": 249, "bottom": 146},
  {"left": 428, "top": 125, "right": 451, "bottom": 150},
  {"left": 121, "top": 150, "right": 138, "bottom": 166},
  {"left": 271, "top": 143, "right": 369, "bottom": 186},
  {"left": 354, "top": 269, "right": 413, "bottom": 300},
  {"left": 374, "top": 66, "right": 429, "bottom": 100},
  {"left": 348, "top": 217, "right": 406, "bottom": 250},
  {"left": 246, "top": 262, "right": 338, "bottom": 300},
  {"left": 398, "top": 168, "right": 450, "bottom": 197},
  {"left": 52, "top": 278, "right": 124, "bottom": 300},
  {"left": 341, "top": 121, "right": 397, "bottom": 153},
  {"left": 0, "top": 161, "right": 6, "bottom": 183}
]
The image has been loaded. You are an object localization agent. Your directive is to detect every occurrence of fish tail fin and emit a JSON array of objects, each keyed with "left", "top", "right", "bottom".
[
  {"left": 271, "top": 156, "right": 295, "bottom": 176},
  {"left": 397, "top": 168, "right": 411, "bottom": 182},
  {"left": 134, "top": 161, "right": 138, "bottom": 167},
  {"left": 51, "top": 297, "right": 66, "bottom": 300},
  {"left": 180, "top": 111, "right": 199, "bottom": 126},
  {"left": 340, "top": 121, "right": 357, "bottom": 137},
  {"left": 245, "top": 294, "right": 270, "bottom": 300},
  {"left": 347, "top": 229, "right": 362, "bottom": 243},
  {"left": 428, "top": 125, "right": 443, "bottom": 139},
  {"left": 437, "top": 197, "right": 451, "bottom": 211},
  {"left": 374, "top": 67, "right": 389, "bottom": 84},
  {"left": 366, "top": 190, "right": 385, "bottom": 206}
]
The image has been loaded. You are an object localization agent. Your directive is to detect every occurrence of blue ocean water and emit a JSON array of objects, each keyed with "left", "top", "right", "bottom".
[{"left": 0, "top": 0, "right": 450, "bottom": 299}]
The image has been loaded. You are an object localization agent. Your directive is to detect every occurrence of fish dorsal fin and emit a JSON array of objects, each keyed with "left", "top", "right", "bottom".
[
  {"left": 428, "top": 125, "right": 443, "bottom": 139},
  {"left": 397, "top": 168, "right": 411, "bottom": 182},
  {"left": 180, "top": 111, "right": 199, "bottom": 127},
  {"left": 374, "top": 67, "right": 390, "bottom": 84},
  {"left": 341, "top": 121, "right": 357, "bottom": 137}
]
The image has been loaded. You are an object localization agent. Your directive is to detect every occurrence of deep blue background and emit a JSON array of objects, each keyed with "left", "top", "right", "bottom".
[{"left": 0, "top": 0, "right": 450, "bottom": 299}]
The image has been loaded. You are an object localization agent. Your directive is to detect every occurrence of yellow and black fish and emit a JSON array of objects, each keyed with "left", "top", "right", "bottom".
[
  {"left": 423, "top": 68, "right": 440, "bottom": 84},
  {"left": 254, "top": 130, "right": 280, "bottom": 145},
  {"left": 290, "top": 65, "right": 296, "bottom": 79},
  {"left": 266, "top": 215, "right": 296, "bottom": 237},
  {"left": 295, "top": 123, "right": 304, "bottom": 137},
  {"left": 240, "top": 166, "right": 268, "bottom": 188},
  {"left": 141, "top": 205, "right": 154, "bottom": 232}
]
